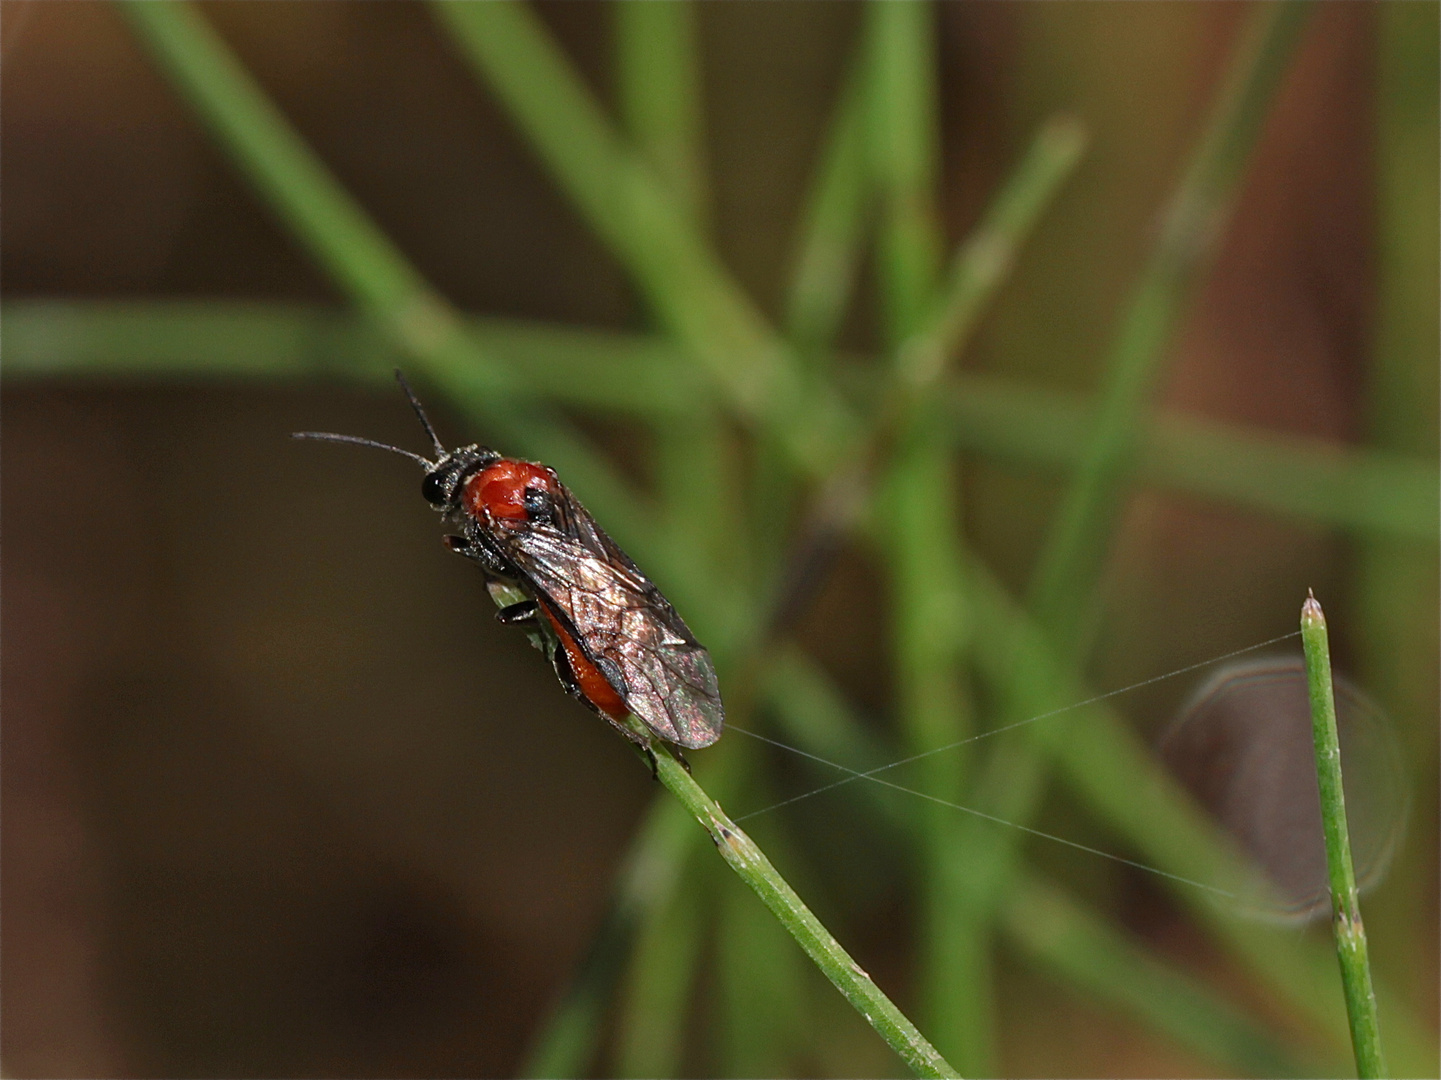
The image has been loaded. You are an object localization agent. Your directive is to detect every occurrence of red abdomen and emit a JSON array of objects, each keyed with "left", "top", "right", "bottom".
[
  {"left": 541, "top": 608, "right": 628, "bottom": 721},
  {"left": 461, "top": 459, "right": 629, "bottom": 723}
]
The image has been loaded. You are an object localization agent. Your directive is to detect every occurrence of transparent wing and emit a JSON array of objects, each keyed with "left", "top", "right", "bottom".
[{"left": 487, "top": 487, "right": 724, "bottom": 749}]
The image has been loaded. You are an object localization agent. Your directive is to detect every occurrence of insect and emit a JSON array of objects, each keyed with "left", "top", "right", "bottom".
[{"left": 294, "top": 374, "right": 724, "bottom": 761}]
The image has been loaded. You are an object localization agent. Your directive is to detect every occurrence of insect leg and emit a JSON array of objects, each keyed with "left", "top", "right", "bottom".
[
  {"left": 444, "top": 533, "right": 515, "bottom": 578},
  {"left": 550, "top": 647, "right": 660, "bottom": 770},
  {"left": 494, "top": 600, "right": 539, "bottom": 625},
  {"left": 595, "top": 715, "right": 659, "bottom": 778},
  {"left": 548, "top": 639, "right": 584, "bottom": 699}
]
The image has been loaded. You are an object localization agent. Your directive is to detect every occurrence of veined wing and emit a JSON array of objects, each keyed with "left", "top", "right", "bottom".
[{"left": 488, "top": 491, "right": 724, "bottom": 749}]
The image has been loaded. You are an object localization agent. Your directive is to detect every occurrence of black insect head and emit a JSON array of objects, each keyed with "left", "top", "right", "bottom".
[{"left": 292, "top": 371, "right": 499, "bottom": 514}]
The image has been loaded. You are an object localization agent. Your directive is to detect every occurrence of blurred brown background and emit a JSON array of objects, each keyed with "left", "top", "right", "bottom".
[{"left": 3, "top": 2, "right": 1435, "bottom": 1077}]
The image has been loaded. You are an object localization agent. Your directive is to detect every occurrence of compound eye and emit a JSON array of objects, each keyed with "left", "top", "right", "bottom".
[
  {"left": 421, "top": 470, "right": 449, "bottom": 507},
  {"left": 522, "top": 485, "right": 553, "bottom": 521}
]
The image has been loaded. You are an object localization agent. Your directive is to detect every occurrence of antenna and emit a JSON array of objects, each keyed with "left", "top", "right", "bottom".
[
  {"left": 394, "top": 370, "right": 446, "bottom": 457},
  {"left": 290, "top": 431, "right": 432, "bottom": 468}
]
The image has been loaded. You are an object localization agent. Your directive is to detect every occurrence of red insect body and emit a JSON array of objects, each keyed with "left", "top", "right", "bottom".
[
  {"left": 295, "top": 375, "right": 724, "bottom": 755},
  {"left": 540, "top": 606, "right": 629, "bottom": 721},
  {"left": 464, "top": 460, "right": 553, "bottom": 522},
  {"left": 463, "top": 459, "right": 631, "bottom": 722}
]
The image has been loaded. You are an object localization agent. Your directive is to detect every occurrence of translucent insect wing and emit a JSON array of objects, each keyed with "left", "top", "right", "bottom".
[{"left": 484, "top": 484, "right": 725, "bottom": 748}]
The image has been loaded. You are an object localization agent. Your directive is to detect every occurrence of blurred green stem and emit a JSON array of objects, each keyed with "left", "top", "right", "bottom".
[
  {"left": 628, "top": 719, "right": 962, "bottom": 1079},
  {"left": 968, "top": 557, "right": 1435, "bottom": 1075},
  {"left": 520, "top": 753, "right": 738, "bottom": 1079},
  {"left": 883, "top": 426, "right": 984, "bottom": 1069},
  {"left": 1354, "top": 10, "right": 1440, "bottom": 1055},
  {"left": 785, "top": 41, "right": 872, "bottom": 360},
  {"left": 774, "top": 115, "right": 1087, "bottom": 638},
  {"left": 927, "top": 10, "right": 1313, "bottom": 1060},
  {"left": 868, "top": 44, "right": 1083, "bottom": 1080},
  {"left": 1027, "top": 0, "right": 1313, "bottom": 643},
  {"left": 865, "top": 2, "right": 985, "bottom": 1068},
  {"left": 122, "top": 1, "right": 431, "bottom": 334},
  {"left": 897, "top": 117, "right": 1086, "bottom": 395},
  {"left": 611, "top": 12, "right": 745, "bottom": 1066},
  {"left": 117, "top": 0, "right": 660, "bottom": 564},
  {"left": 1003, "top": 875, "right": 1311, "bottom": 1079},
  {"left": 868, "top": 0, "right": 943, "bottom": 344},
  {"left": 613, "top": 858, "right": 709, "bottom": 1078},
  {"left": 7, "top": 300, "right": 1434, "bottom": 541},
  {"left": 615, "top": 0, "right": 709, "bottom": 228},
  {"left": 1300, "top": 594, "right": 1386, "bottom": 1079},
  {"left": 431, "top": 0, "right": 858, "bottom": 478},
  {"left": 763, "top": 37, "right": 878, "bottom": 613},
  {"left": 614, "top": 0, "right": 739, "bottom": 601},
  {"left": 716, "top": 765, "right": 812, "bottom": 1078},
  {"left": 756, "top": 646, "right": 1314, "bottom": 1077}
]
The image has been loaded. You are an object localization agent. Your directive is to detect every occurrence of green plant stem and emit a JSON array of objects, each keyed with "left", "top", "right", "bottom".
[
  {"left": 884, "top": 428, "right": 984, "bottom": 1069},
  {"left": 715, "top": 767, "right": 811, "bottom": 1078},
  {"left": 760, "top": 36, "right": 876, "bottom": 602},
  {"left": 1300, "top": 593, "right": 1387, "bottom": 1079},
  {"left": 756, "top": 645, "right": 1315, "bottom": 1078},
  {"left": 864, "top": 2, "right": 988, "bottom": 1069},
  {"left": 119, "top": 0, "right": 477, "bottom": 387},
  {"left": 966, "top": 560, "right": 1435, "bottom": 1076},
  {"left": 867, "top": 0, "right": 943, "bottom": 344},
  {"left": 430, "top": 0, "right": 857, "bottom": 478},
  {"left": 9, "top": 300, "right": 1435, "bottom": 541},
  {"left": 935, "top": 367, "right": 1440, "bottom": 542},
  {"left": 1354, "top": 12, "right": 1440, "bottom": 1056},
  {"left": 917, "top": 11, "right": 1313, "bottom": 1066},
  {"left": 116, "top": 0, "right": 661, "bottom": 568},
  {"left": 863, "top": 59, "right": 1077, "bottom": 1080},
  {"left": 756, "top": 42, "right": 875, "bottom": 650},
  {"left": 1027, "top": 0, "right": 1313, "bottom": 642},
  {"left": 627, "top": 718, "right": 962, "bottom": 1080},
  {"left": 614, "top": 858, "right": 709, "bottom": 1078},
  {"left": 897, "top": 117, "right": 1087, "bottom": 395},
  {"left": 611, "top": 13, "right": 747, "bottom": 1064},
  {"left": 770, "top": 572, "right": 1436, "bottom": 1075},
  {"left": 615, "top": 0, "right": 709, "bottom": 229},
  {"left": 614, "top": 0, "right": 738, "bottom": 598},
  {"left": 1002, "top": 876, "right": 1310, "bottom": 1079},
  {"left": 784, "top": 40, "right": 872, "bottom": 359},
  {"left": 772, "top": 114, "right": 1087, "bottom": 622},
  {"left": 519, "top": 755, "right": 733, "bottom": 1079}
]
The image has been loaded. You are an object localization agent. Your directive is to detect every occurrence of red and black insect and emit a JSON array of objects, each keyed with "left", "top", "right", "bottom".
[{"left": 294, "top": 375, "right": 724, "bottom": 755}]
